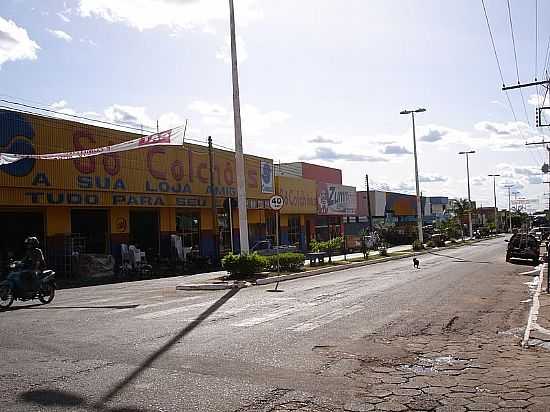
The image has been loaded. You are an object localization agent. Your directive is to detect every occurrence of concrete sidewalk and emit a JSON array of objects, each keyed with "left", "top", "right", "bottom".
[{"left": 529, "top": 264, "right": 550, "bottom": 349}]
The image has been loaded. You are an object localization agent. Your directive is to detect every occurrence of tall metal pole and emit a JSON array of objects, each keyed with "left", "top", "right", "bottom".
[
  {"left": 504, "top": 184, "right": 513, "bottom": 232},
  {"left": 365, "top": 174, "right": 373, "bottom": 233},
  {"left": 459, "top": 151, "right": 475, "bottom": 238},
  {"left": 466, "top": 154, "right": 473, "bottom": 238},
  {"left": 208, "top": 137, "right": 219, "bottom": 261},
  {"left": 229, "top": 0, "right": 249, "bottom": 254},
  {"left": 488, "top": 174, "right": 500, "bottom": 232},
  {"left": 411, "top": 113, "right": 424, "bottom": 244}
]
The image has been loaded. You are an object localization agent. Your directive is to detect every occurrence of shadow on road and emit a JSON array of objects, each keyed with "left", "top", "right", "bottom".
[
  {"left": 17, "top": 287, "right": 241, "bottom": 411},
  {"left": 3, "top": 304, "right": 140, "bottom": 312},
  {"left": 19, "top": 389, "right": 156, "bottom": 411}
]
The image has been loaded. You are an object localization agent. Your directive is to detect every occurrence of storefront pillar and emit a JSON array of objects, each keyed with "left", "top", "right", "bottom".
[
  {"left": 110, "top": 207, "right": 129, "bottom": 260},
  {"left": 160, "top": 208, "right": 176, "bottom": 258},
  {"left": 45, "top": 207, "right": 71, "bottom": 270}
]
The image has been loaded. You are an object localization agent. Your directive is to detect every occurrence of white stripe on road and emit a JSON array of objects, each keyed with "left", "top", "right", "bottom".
[
  {"left": 133, "top": 296, "right": 203, "bottom": 310},
  {"left": 287, "top": 304, "right": 364, "bottom": 332},
  {"left": 135, "top": 300, "right": 218, "bottom": 320},
  {"left": 232, "top": 307, "right": 297, "bottom": 327}
]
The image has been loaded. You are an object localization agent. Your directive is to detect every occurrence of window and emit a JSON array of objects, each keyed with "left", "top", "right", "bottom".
[
  {"left": 288, "top": 215, "right": 301, "bottom": 246},
  {"left": 176, "top": 212, "right": 201, "bottom": 250}
]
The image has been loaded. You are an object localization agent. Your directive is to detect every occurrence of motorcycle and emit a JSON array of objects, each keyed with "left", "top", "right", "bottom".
[{"left": 0, "top": 261, "right": 56, "bottom": 310}]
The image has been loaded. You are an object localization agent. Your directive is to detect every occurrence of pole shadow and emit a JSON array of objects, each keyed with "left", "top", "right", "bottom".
[{"left": 17, "top": 287, "right": 241, "bottom": 411}]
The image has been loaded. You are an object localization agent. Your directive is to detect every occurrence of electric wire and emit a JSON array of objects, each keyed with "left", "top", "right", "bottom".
[{"left": 506, "top": 0, "right": 532, "bottom": 127}]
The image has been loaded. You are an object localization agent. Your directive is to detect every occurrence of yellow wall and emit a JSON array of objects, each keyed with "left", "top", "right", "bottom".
[
  {"left": 46, "top": 207, "right": 71, "bottom": 236},
  {"left": 110, "top": 207, "right": 129, "bottom": 234},
  {"left": 160, "top": 208, "right": 176, "bottom": 232}
]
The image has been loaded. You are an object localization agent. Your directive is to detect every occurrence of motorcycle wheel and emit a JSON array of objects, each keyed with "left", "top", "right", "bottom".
[
  {"left": 38, "top": 283, "right": 55, "bottom": 304},
  {"left": 0, "top": 284, "right": 14, "bottom": 310}
]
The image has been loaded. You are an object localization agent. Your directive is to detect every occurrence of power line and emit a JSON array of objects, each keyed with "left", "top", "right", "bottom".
[
  {"left": 481, "top": 0, "right": 506, "bottom": 86},
  {"left": 506, "top": 0, "right": 532, "bottom": 127}
]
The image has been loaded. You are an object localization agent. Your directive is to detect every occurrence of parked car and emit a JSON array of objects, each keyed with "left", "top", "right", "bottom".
[
  {"left": 250, "top": 240, "right": 298, "bottom": 256},
  {"left": 528, "top": 227, "right": 550, "bottom": 241},
  {"left": 505, "top": 233, "right": 540, "bottom": 265}
]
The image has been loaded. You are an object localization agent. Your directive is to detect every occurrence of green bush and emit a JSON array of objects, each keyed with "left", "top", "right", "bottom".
[
  {"left": 412, "top": 240, "right": 424, "bottom": 251},
  {"left": 222, "top": 252, "right": 268, "bottom": 278},
  {"left": 267, "top": 252, "right": 305, "bottom": 272},
  {"left": 426, "top": 240, "right": 435, "bottom": 248}
]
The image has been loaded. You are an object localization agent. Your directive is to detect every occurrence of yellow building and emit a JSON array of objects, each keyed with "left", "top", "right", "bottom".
[{"left": 0, "top": 109, "right": 276, "bottom": 271}]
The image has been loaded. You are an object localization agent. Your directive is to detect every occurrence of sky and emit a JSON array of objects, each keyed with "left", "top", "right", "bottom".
[{"left": 1, "top": 0, "right": 550, "bottom": 211}]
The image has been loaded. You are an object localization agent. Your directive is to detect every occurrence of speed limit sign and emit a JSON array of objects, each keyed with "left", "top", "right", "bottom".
[{"left": 269, "top": 195, "right": 284, "bottom": 210}]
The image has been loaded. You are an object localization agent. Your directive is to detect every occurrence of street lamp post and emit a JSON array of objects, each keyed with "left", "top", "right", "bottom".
[
  {"left": 458, "top": 151, "right": 476, "bottom": 239},
  {"left": 228, "top": 0, "right": 250, "bottom": 253},
  {"left": 400, "top": 108, "right": 426, "bottom": 244},
  {"left": 488, "top": 174, "right": 500, "bottom": 232},
  {"left": 504, "top": 184, "right": 514, "bottom": 232}
]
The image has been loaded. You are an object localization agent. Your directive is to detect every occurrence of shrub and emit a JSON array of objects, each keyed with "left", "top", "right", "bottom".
[
  {"left": 412, "top": 240, "right": 424, "bottom": 251},
  {"left": 426, "top": 240, "right": 435, "bottom": 248},
  {"left": 267, "top": 252, "right": 305, "bottom": 272},
  {"left": 222, "top": 252, "right": 267, "bottom": 278}
]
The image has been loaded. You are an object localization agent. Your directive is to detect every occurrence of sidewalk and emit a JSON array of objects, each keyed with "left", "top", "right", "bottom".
[{"left": 529, "top": 264, "right": 550, "bottom": 348}]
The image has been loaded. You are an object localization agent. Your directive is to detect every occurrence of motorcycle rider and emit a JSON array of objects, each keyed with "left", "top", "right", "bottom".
[{"left": 20, "top": 236, "right": 46, "bottom": 292}]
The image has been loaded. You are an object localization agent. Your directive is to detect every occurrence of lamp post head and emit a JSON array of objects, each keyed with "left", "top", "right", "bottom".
[
  {"left": 400, "top": 108, "right": 427, "bottom": 115},
  {"left": 458, "top": 150, "right": 476, "bottom": 155}
]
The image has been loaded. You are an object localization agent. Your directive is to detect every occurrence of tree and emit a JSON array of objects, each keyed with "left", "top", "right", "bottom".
[{"left": 451, "top": 198, "right": 470, "bottom": 240}]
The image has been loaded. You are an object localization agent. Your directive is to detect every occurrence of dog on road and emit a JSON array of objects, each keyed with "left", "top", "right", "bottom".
[{"left": 413, "top": 257, "right": 419, "bottom": 269}]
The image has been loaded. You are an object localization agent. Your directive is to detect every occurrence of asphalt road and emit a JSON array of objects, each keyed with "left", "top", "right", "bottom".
[{"left": 0, "top": 238, "right": 534, "bottom": 411}]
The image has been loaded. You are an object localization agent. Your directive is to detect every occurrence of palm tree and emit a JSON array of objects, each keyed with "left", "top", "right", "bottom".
[{"left": 452, "top": 198, "right": 470, "bottom": 240}]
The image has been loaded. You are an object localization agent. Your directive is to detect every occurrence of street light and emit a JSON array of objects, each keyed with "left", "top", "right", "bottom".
[
  {"left": 488, "top": 174, "right": 500, "bottom": 232},
  {"left": 458, "top": 150, "right": 476, "bottom": 239},
  {"left": 504, "top": 184, "right": 514, "bottom": 232},
  {"left": 400, "top": 108, "right": 427, "bottom": 244}
]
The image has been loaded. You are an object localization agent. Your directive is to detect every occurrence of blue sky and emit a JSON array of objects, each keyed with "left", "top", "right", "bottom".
[{"left": 1, "top": 0, "right": 550, "bottom": 210}]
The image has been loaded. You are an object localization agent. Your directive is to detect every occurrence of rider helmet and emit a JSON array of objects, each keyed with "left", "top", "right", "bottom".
[{"left": 24, "top": 236, "right": 40, "bottom": 248}]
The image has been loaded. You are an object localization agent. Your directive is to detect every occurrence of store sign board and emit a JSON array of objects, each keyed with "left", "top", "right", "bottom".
[
  {"left": 0, "top": 188, "right": 270, "bottom": 209},
  {"left": 277, "top": 176, "right": 317, "bottom": 214},
  {"left": 317, "top": 182, "right": 357, "bottom": 215},
  {"left": 260, "top": 160, "right": 274, "bottom": 193},
  {"left": 0, "top": 111, "right": 273, "bottom": 201}
]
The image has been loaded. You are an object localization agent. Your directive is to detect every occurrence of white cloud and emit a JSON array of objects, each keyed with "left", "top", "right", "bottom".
[
  {"left": 50, "top": 100, "right": 68, "bottom": 110},
  {"left": 216, "top": 35, "right": 248, "bottom": 64},
  {"left": 300, "top": 147, "right": 388, "bottom": 163},
  {"left": 104, "top": 104, "right": 153, "bottom": 128},
  {"left": 79, "top": 38, "right": 98, "bottom": 47},
  {"left": 47, "top": 29, "right": 73, "bottom": 42},
  {"left": 56, "top": 12, "right": 71, "bottom": 22},
  {"left": 419, "top": 174, "right": 448, "bottom": 183},
  {"left": 308, "top": 136, "right": 342, "bottom": 144},
  {"left": 188, "top": 100, "right": 290, "bottom": 139},
  {"left": 528, "top": 94, "right": 545, "bottom": 106},
  {"left": 382, "top": 144, "right": 411, "bottom": 155},
  {"left": 0, "top": 17, "right": 39, "bottom": 67},
  {"left": 78, "top": 0, "right": 263, "bottom": 32}
]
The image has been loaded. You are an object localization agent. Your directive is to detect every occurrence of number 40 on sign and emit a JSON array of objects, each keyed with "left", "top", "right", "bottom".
[{"left": 269, "top": 195, "right": 284, "bottom": 210}]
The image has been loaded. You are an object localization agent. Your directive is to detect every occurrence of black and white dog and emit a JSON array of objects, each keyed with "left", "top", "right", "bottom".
[{"left": 413, "top": 257, "right": 419, "bottom": 269}]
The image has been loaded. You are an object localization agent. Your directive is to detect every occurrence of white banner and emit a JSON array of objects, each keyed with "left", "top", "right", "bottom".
[{"left": 0, "top": 125, "right": 186, "bottom": 165}]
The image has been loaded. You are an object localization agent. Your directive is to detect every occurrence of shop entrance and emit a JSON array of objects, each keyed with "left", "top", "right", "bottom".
[
  {"left": 0, "top": 210, "right": 44, "bottom": 265},
  {"left": 129, "top": 210, "right": 159, "bottom": 257},
  {"left": 71, "top": 209, "right": 109, "bottom": 253}
]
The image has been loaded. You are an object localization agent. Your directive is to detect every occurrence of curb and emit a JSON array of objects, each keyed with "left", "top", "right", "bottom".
[
  {"left": 522, "top": 263, "right": 545, "bottom": 347},
  {"left": 255, "top": 238, "right": 491, "bottom": 286},
  {"left": 176, "top": 281, "right": 249, "bottom": 291}
]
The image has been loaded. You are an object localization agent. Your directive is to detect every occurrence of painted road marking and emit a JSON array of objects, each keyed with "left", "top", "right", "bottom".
[
  {"left": 287, "top": 304, "right": 364, "bottom": 332},
  {"left": 233, "top": 307, "right": 298, "bottom": 327},
  {"left": 135, "top": 300, "right": 218, "bottom": 320}
]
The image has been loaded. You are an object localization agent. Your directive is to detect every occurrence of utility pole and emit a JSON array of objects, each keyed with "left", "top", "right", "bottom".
[
  {"left": 229, "top": 0, "right": 249, "bottom": 254},
  {"left": 208, "top": 137, "right": 219, "bottom": 262},
  {"left": 400, "top": 107, "right": 426, "bottom": 244},
  {"left": 488, "top": 174, "right": 500, "bottom": 232},
  {"left": 459, "top": 151, "right": 475, "bottom": 239},
  {"left": 504, "top": 184, "right": 514, "bottom": 232},
  {"left": 365, "top": 174, "right": 373, "bottom": 232}
]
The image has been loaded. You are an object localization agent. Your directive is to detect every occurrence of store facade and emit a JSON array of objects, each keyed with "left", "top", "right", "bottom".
[{"left": 0, "top": 110, "right": 274, "bottom": 271}]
